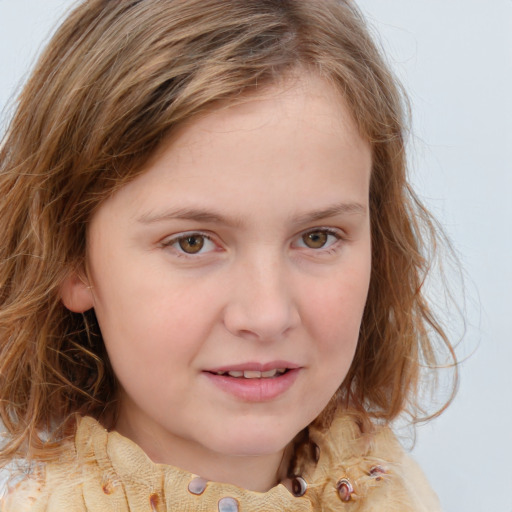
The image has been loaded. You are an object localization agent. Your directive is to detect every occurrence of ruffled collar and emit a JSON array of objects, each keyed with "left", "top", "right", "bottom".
[
  {"left": 77, "top": 416, "right": 311, "bottom": 510},
  {"left": 74, "top": 414, "right": 399, "bottom": 511},
  {"left": 2, "top": 414, "right": 439, "bottom": 511}
]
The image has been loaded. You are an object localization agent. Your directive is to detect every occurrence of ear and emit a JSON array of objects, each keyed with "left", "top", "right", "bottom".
[{"left": 60, "top": 271, "right": 94, "bottom": 313}]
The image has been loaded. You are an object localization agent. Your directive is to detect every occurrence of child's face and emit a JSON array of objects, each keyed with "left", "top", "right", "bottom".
[{"left": 63, "top": 73, "right": 372, "bottom": 471}]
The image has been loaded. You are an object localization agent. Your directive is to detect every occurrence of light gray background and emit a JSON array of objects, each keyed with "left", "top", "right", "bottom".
[{"left": 1, "top": 1, "right": 511, "bottom": 511}]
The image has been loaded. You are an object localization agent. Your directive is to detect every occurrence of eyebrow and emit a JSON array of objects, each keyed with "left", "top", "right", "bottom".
[
  {"left": 137, "top": 202, "right": 367, "bottom": 227},
  {"left": 293, "top": 202, "right": 367, "bottom": 224},
  {"left": 137, "top": 207, "right": 243, "bottom": 227}
]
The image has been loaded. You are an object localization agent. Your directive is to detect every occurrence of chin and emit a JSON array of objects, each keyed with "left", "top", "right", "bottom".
[{"left": 208, "top": 422, "right": 302, "bottom": 458}]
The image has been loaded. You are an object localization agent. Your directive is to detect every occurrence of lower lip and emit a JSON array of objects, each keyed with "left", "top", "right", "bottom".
[{"left": 203, "top": 369, "right": 300, "bottom": 402}]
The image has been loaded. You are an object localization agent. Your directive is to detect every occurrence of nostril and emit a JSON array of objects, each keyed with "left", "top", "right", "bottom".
[
  {"left": 238, "top": 329, "right": 261, "bottom": 340},
  {"left": 223, "top": 302, "right": 300, "bottom": 342}
]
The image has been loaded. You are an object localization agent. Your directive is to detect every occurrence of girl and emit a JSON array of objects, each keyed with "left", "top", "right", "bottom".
[{"left": 0, "top": 0, "right": 456, "bottom": 510}]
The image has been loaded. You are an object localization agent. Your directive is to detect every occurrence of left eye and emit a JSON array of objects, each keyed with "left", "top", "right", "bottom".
[
  {"left": 295, "top": 229, "right": 341, "bottom": 249},
  {"left": 164, "top": 233, "right": 216, "bottom": 255}
]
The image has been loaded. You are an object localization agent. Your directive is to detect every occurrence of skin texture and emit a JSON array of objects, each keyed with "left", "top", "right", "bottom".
[{"left": 61, "top": 73, "right": 372, "bottom": 492}]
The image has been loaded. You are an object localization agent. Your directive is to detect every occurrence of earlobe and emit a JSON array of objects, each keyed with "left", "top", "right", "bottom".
[{"left": 60, "top": 271, "right": 94, "bottom": 313}]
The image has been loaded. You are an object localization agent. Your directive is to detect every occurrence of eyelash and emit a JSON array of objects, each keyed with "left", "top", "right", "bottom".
[
  {"left": 161, "top": 227, "right": 345, "bottom": 258},
  {"left": 160, "top": 232, "right": 217, "bottom": 257},
  {"left": 294, "top": 227, "right": 344, "bottom": 253}
]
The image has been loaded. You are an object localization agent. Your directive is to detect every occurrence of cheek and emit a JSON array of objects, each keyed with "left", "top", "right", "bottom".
[
  {"left": 303, "top": 263, "right": 371, "bottom": 349},
  {"left": 92, "top": 265, "right": 221, "bottom": 370},
  {"left": 293, "top": 268, "right": 370, "bottom": 424}
]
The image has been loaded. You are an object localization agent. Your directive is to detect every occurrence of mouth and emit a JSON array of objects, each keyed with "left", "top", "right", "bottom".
[
  {"left": 203, "top": 364, "right": 300, "bottom": 402},
  {"left": 208, "top": 368, "right": 290, "bottom": 379}
]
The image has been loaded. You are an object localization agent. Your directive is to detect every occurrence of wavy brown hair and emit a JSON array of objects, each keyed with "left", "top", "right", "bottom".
[{"left": 0, "top": 0, "right": 457, "bottom": 465}]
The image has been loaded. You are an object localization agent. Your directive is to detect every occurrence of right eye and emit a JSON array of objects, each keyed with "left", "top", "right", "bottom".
[{"left": 162, "top": 232, "right": 217, "bottom": 256}]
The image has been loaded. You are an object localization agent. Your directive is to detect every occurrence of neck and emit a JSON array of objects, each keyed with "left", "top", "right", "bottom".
[{"left": 114, "top": 412, "right": 289, "bottom": 492}]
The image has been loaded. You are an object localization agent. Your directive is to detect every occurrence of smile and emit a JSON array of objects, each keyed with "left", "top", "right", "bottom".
[
  {"left": 212, "top": 369, "right": 288, "bottom": 379},
  {"left": 204, "top": 365, "right": 300, "bottom": 402}
]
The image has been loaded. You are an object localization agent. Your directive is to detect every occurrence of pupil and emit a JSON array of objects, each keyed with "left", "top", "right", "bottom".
[
  {"left": 179, "top": 235, "right": 204, "bottom": 254},
  {"left": 304, "top": 231, "right": 327, "bottom": 248}
]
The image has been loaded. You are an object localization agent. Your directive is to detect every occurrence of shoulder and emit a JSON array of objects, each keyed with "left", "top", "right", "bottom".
[
  {"left": 306, "top": 415, "right": 442, "bottom": 512},
  {"left": 0, "top": 417, "right": 105, "bottom": 512},
  {"left": 3, "top": 416, "right": 167, "bottom": 512},
  {"left": 0, "top": 459, "right": 84, "bottom": 512},
  {"left": 1, "top": 464, "right": 48, "bottom": 512}
]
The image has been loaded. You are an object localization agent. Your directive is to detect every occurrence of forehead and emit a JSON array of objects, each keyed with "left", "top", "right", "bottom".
[
  {"left": 145, "top": 72, "right": 369, "bottom": 174},
  {"left": 159, "top": 71, "right": 367, "bottom": 160},
  {"left": 91, "top": 72, "right": 372, "bottom": 231}
]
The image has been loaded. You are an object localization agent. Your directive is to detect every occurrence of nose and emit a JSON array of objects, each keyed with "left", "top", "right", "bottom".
[{"left": 222, "top": 255, "right": 300, "bottom": 342}]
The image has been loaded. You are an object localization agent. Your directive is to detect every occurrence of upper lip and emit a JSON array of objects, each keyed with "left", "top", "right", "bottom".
[{"left": 206, "top": 361, "right": 300, "bottom": 373}]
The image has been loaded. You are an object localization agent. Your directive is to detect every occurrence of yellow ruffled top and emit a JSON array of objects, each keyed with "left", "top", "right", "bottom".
[{"left": 1, "top": 414, "right": 441, "bottom": 511}]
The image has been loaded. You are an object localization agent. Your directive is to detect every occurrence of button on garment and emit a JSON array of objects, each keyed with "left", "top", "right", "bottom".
[{"left": 1, "top": 415, "right": 441, "bottom": 511}]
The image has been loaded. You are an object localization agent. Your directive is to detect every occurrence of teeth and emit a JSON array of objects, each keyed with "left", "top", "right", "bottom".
[
  {"left": 243, "top": 370, "right": 261, "bottom": 379},
  {"left": 218, "top": 368, "right": 288, "bottom": 379}
]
